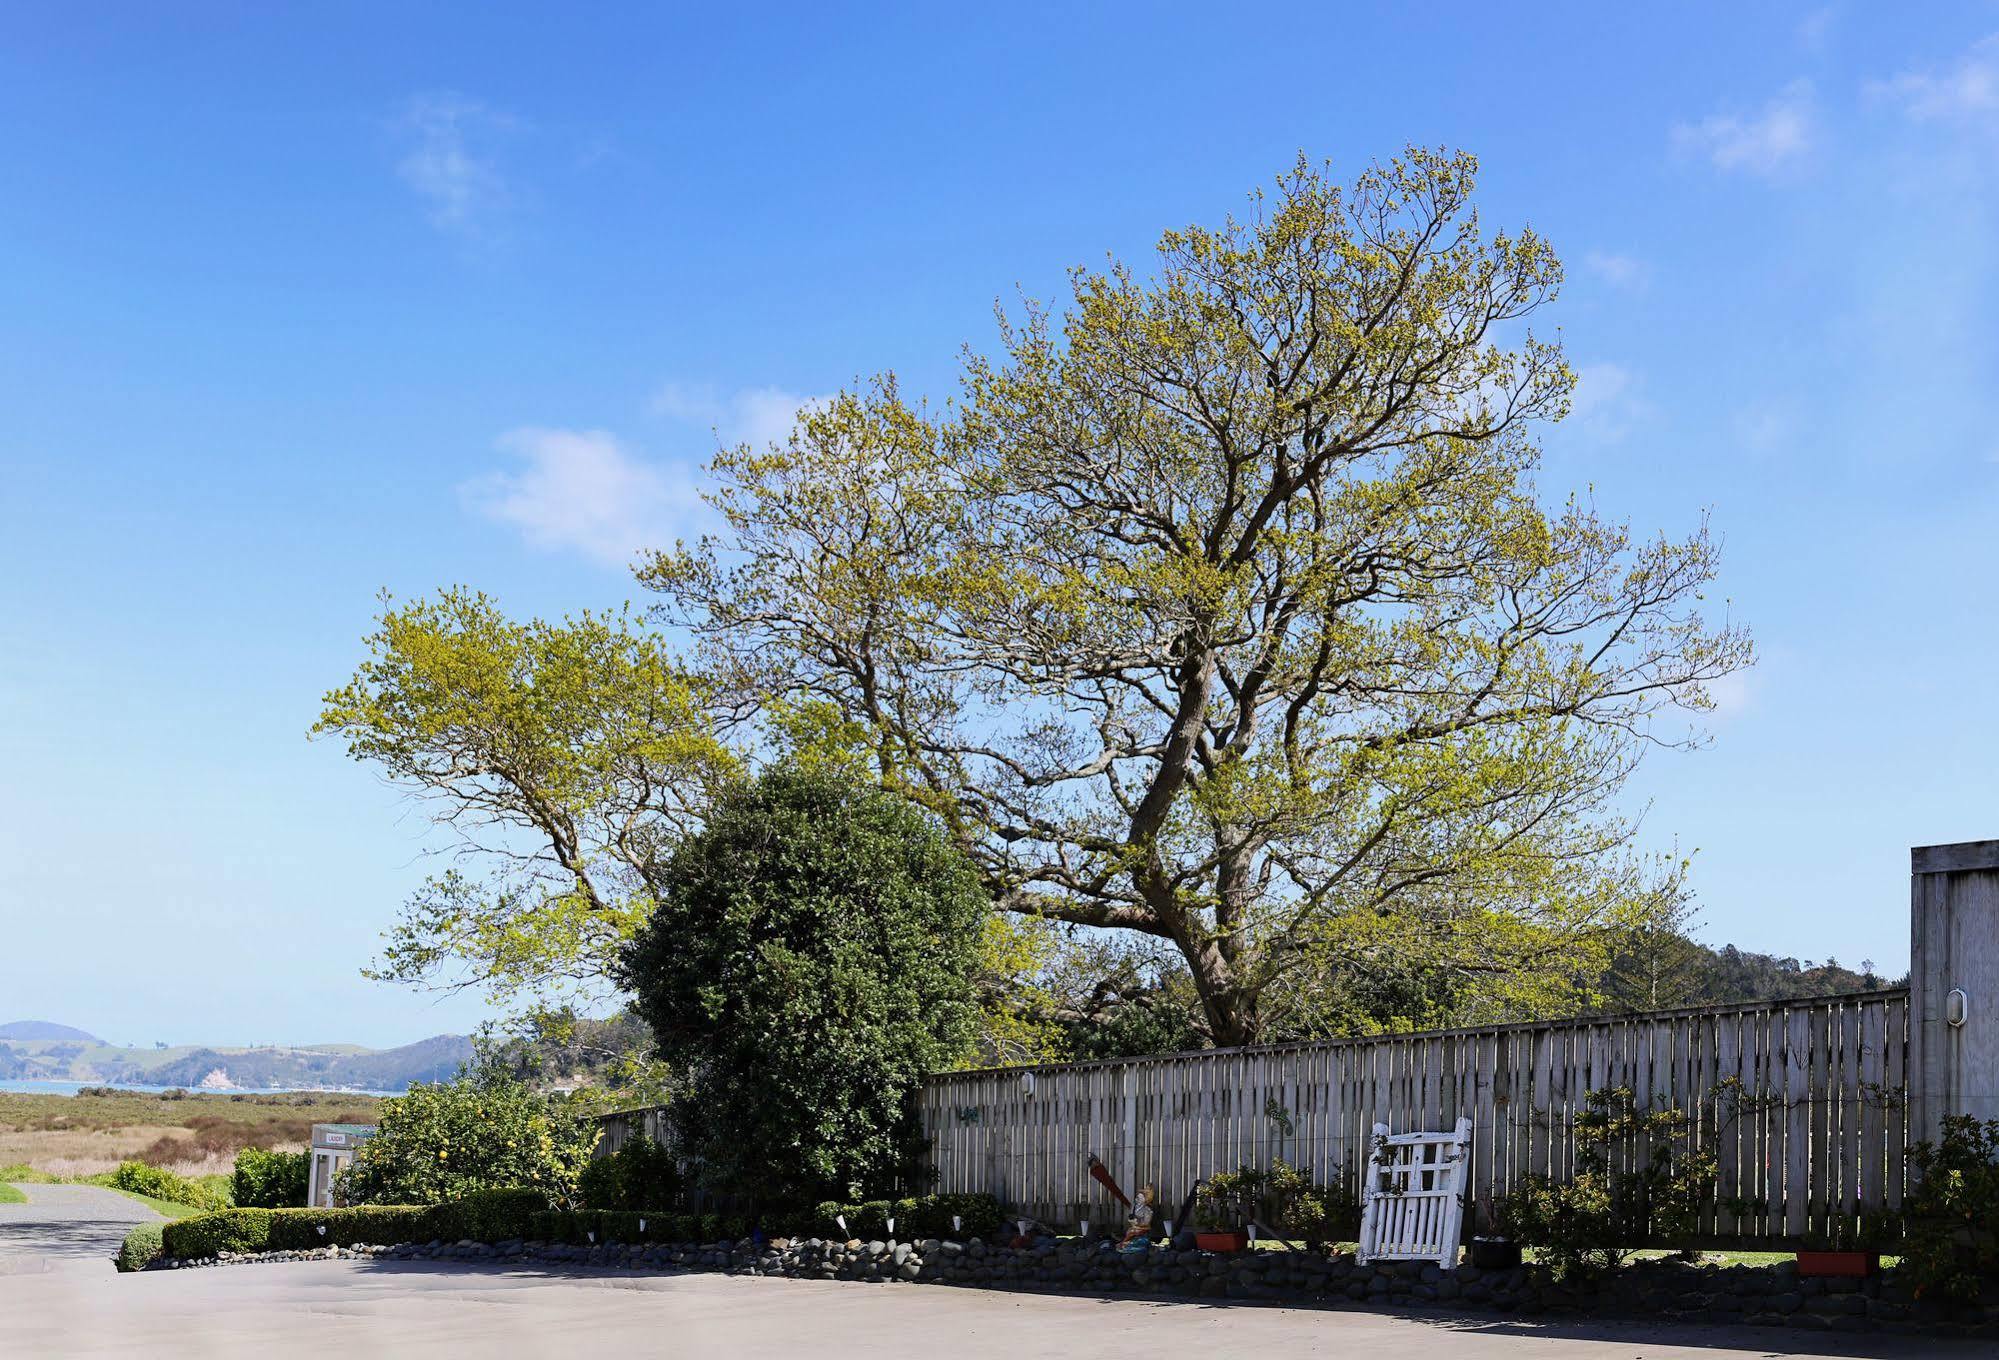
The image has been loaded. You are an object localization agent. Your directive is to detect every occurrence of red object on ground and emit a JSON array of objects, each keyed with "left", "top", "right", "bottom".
[
  {"left": 1195, "top": 1231, "right": 1249, "bottom": 1253},
  {"left": 1796, "top": 1251, "right": 1878, "bottom": 1277}
]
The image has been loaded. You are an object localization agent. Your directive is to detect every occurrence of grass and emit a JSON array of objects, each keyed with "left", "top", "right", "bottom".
[
  {"left": 94, "top": 1187, "right": 203, "bottom": 1219},
  {"left": 0, "top": 1182, "right": 24, "bottom": 1204},
  {"left": 0, "top": 1088, "right": 380, "bottom": 1179}
]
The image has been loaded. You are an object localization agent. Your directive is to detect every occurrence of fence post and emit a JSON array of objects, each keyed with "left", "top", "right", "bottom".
[{"left": 1909, "top": 840, "right": 1999, "bottom": 1149}]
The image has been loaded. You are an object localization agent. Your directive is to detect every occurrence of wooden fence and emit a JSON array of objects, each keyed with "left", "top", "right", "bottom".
[{"left": 917, "top": 988, "right": 1910, "bottom": 1248}]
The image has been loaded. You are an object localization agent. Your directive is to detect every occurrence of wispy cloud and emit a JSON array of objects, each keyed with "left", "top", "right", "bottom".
[
  {"left": 1673, "top": 81, "right": 1815, "bottom": 175},
  {"left": 1870, "top": 34, "right": 1999, "bottom": 123},
  {"left": 650, "top": 382, "right": 832, "bottom": 450},
  {"left": 1581, "top": 251, "right": 1648, "bottom": 290},
  {"left": 1568, "top": 362, "right": 1654, "bottom": 443},
  {"left": 461, "top": 428, "right": 696, "bottom": 567},
  {"left": 396, "top": 93, "right": 516, "bottom": 238}
]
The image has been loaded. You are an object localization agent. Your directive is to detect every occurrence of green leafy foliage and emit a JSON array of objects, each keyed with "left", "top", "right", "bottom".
[
  {"left": 106, "top": 1160, "right": 230, "bottom": 1212},
  {"left": 115, "top": 1222, "right": 164, "bottom": 1272},
  {"left": 337, "top": 1069, "right": 598, "bottom": 1208},
  {"left": 647, "top": 152, "right": 1752, "bottom": 1046},
  {"left": 231, "top": 1147, "right": 309, "bottom": 1209},
  {"left": 803, "top": 1193, "right": 1005, "bottom": 1241},
  {"left": 162, "top": 1208, "right": 274, "bottom": 1258},
  {"left": 1901, "top": 1115, "right": 1999, "bottom": 1302},
  {"left": 1497, "top": 1086, "right": 1718, "bottom": 1278},
  {"left": 1193, "top": 1161, "right": 1354, "bottom": 1247},
  {"left": 421, "top": 1187, "right": 551, "bottom": 1242},
  {"left": 617, "top": 766, "right": 985, "bottom": 1207},
  {"left": 577, "top": 1136, "right": 682, "bottom": 1211},
  {"left": 315, "top": 589, "right": 736, "bottom": 1010}
]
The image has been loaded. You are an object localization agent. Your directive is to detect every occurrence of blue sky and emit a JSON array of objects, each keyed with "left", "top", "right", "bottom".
[{"left": 3, "top": 5, "right": 1997, "bottom": 1047}]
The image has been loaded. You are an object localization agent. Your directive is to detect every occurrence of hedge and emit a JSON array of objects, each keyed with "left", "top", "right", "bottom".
[
  {"left": 160, "top": 1189, "right": 1007, "bottom": 1258},
  {"left": 805, "top": 1193, "right": 1006, "bottom": 1241},
  {"left": 115, "top": 1222, "right": 164, "bottom": 1272}
]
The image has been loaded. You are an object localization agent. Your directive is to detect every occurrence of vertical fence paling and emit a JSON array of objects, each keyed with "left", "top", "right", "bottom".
[{"left": 913, "top": 989, "right": 1910, "bottom": 1247}]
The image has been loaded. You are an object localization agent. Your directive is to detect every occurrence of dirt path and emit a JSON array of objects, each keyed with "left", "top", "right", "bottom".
[{"left": 0, "top": 1182, "right": 162, "bottom": 1273}]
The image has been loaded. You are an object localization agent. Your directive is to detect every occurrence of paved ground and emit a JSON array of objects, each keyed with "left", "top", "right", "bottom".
[
  {"left": 0, "top": 1260, "right": 1990, "bottom": 1359},
  {"left": 0, "top": 1182, "right": 160, "bottom": 1274}
]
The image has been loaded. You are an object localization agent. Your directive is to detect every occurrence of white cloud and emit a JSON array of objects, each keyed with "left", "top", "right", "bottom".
[
  {"left": 1871, "top": 34, "right": 1999, "bottom": 122},
  {"left": 1568, "top": 362, "right": 1653, "bottom": 443},
  {"left": 396, "top": 93, "right": 515, "bottom": 237},
  {"left": 650, "top": 382, "right": 831, "bottom": 449},
  {"left": 461, "top": 428, "right": 696, "bottom": 567},
  {"left": 1581, "top": 251, "right": 1648, "bottom": 290},
  {"left": 1797, "top": 6, "right": 1838, "bottom": 56},
  {"left": 1672, "top": 82, "right": 1815, "bottom": 175}
]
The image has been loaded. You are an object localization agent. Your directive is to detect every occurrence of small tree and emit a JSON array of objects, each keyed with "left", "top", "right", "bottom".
[
  {"left": 339, "top": 1068, "right": 597, "bottom": 1207},
  {"left": 616, "top": 766, "right": 985, "bottom": 1207}
]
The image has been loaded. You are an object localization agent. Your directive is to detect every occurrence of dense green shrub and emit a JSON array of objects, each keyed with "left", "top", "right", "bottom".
[
  {"left": 107, "top": 1161, "right": 230, "bottom": 1212},
  {"left": 422, "top": 1187, "right": 549, "bottom": 1242},
  {"left": 617, "top": 767, "right": 985, "bottom": 1207},
  {"left": 577, "top": 1136, "right": 682, "bottom": 1212},
  {"left": 808, "top": 1192, "right": 1004, "bottom": 1240},
  {"left": 338, "top": 1068, "right": 597, "bottom": 1208},
  {"left": 1498, "top": 1087, "right": 1717, "bottom": 1278},
  {"left": 1902, "top": 1114, "right": 1999, "bottom": 1302},
  {"left": 115, "top": 1222, "right": 164, "bottom": 1272},
  {"left": 266, "top": 1206, "right": 434, "bottom": 1250},
  {"left": 162, "top": 1209, "right": 275, "bottom": 1258},
  {"left": 232, "top": 1147, "right": 309, "bottom": 1209}
]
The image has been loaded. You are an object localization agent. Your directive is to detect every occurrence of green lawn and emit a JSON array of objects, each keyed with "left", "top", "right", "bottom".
[
  {"left": 0, "top": 1182, "right": 25, "bottom": 1204},
  {"left": 96, "top": 1187, "right": 203, "bottom": 1219}
]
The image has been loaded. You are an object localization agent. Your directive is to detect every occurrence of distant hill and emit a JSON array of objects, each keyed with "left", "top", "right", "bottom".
[
  {"left": 0, "top": 1029, "right": 473, "bottom": 1092},
  {"left": 1599, "top": 938, "right": 1903, "bottom": 1015},
  {"left": 0, "top": 1021, "right": 102, "bottom": 1042}
]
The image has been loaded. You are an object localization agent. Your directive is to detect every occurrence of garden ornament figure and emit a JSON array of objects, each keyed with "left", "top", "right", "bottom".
[{"left": 1117, "top": 1184, "right": 1157, "bottom": 1252}]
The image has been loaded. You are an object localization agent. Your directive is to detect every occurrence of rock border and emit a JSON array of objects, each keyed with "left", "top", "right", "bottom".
[{"left": 153, "top": 1234, "right": 1999, "bottom": 1338}]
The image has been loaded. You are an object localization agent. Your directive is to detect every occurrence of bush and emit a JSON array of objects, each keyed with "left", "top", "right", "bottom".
[
  {"left": 422, "top": 1187, "right": 549, "bottom": 1242},
  {"left": 1497, "top": 1086, "right": 1717, "bottom": 1278},
  {"left": 115, "top": 1222, "right": 164, "bottom": 1272},
  {"left": 1196, "top": 1161, "right": 1354, "bottom": 1248},
  {"left": 577, "top": 1136, "right": 682, "bottom": 1212},
  {"left": 233, "top": 1147, "right": 310, "bottom": 1209},
  {"left": 617, "top": 767, "right": 985, "bottom": 1207},
  {"left": 1902, "top": 1114, "right": 1999, "bottom": 1302},
  {"left": 266, "top": 1206, "right": 434, "bottom": 1250},
  {"left": 808, "top": 1192, "right": 1003, "bottom": 1240},
  {"left": 107, "top": 1161, "right": 230, "bottom": 1212},
  {"left": 162, "top": 1209, "right": 274, "bottom": 1258},
  {"left": 337, "top": 1068, "right": 597, "bottom": 1208}
]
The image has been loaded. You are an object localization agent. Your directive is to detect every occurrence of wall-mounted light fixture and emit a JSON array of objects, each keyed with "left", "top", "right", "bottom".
[
  {"left": 1019, "top": 1071, "right": 1037, "bottom": 1097},
  {"left": 1946, "top": 988, "right": 1970, "bottom": 1028}
]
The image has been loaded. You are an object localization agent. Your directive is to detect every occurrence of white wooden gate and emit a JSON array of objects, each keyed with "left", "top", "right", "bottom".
[{"left": 1356, "top": 1117, "right": 1471, "bottom": 1267}]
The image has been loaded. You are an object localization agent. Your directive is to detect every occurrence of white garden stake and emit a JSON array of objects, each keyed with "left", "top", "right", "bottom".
[
  {"left": 837, "top": 1214, "right": 848, "bottom": 1236},
  {"left": 952, "top": 1215, "right": 961, "bottom": 1234},
  {"left": 639, "top": 1218, "right": 646, "bottom": 1234},
  {"left": 1017, "top": 1219, "right": 1030, "bottom": 1239},
  {"left": 887, "top": 1217, "right": 896, "bottom": 1238},
  {"left": 1080, "top": 1219, "right": 1089, "bottom": 1238},
  {"left": 1248, "top": 1224, "right": 1258, "bottom": 1244},
  {"left": 587, "top": 1231, "right": 596, "bottom": 1244},
  {"left": 1163, "top": 1220, "right": 1174, "bottom": 1238}
]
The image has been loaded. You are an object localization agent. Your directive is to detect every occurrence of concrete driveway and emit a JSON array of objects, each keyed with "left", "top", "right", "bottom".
[
  {"left": 0, "top": 1260, "right": 1988, "bottom": 1359},
  {"left": 0, "top": 1182, "right": 160, "bottom": 1274}
]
